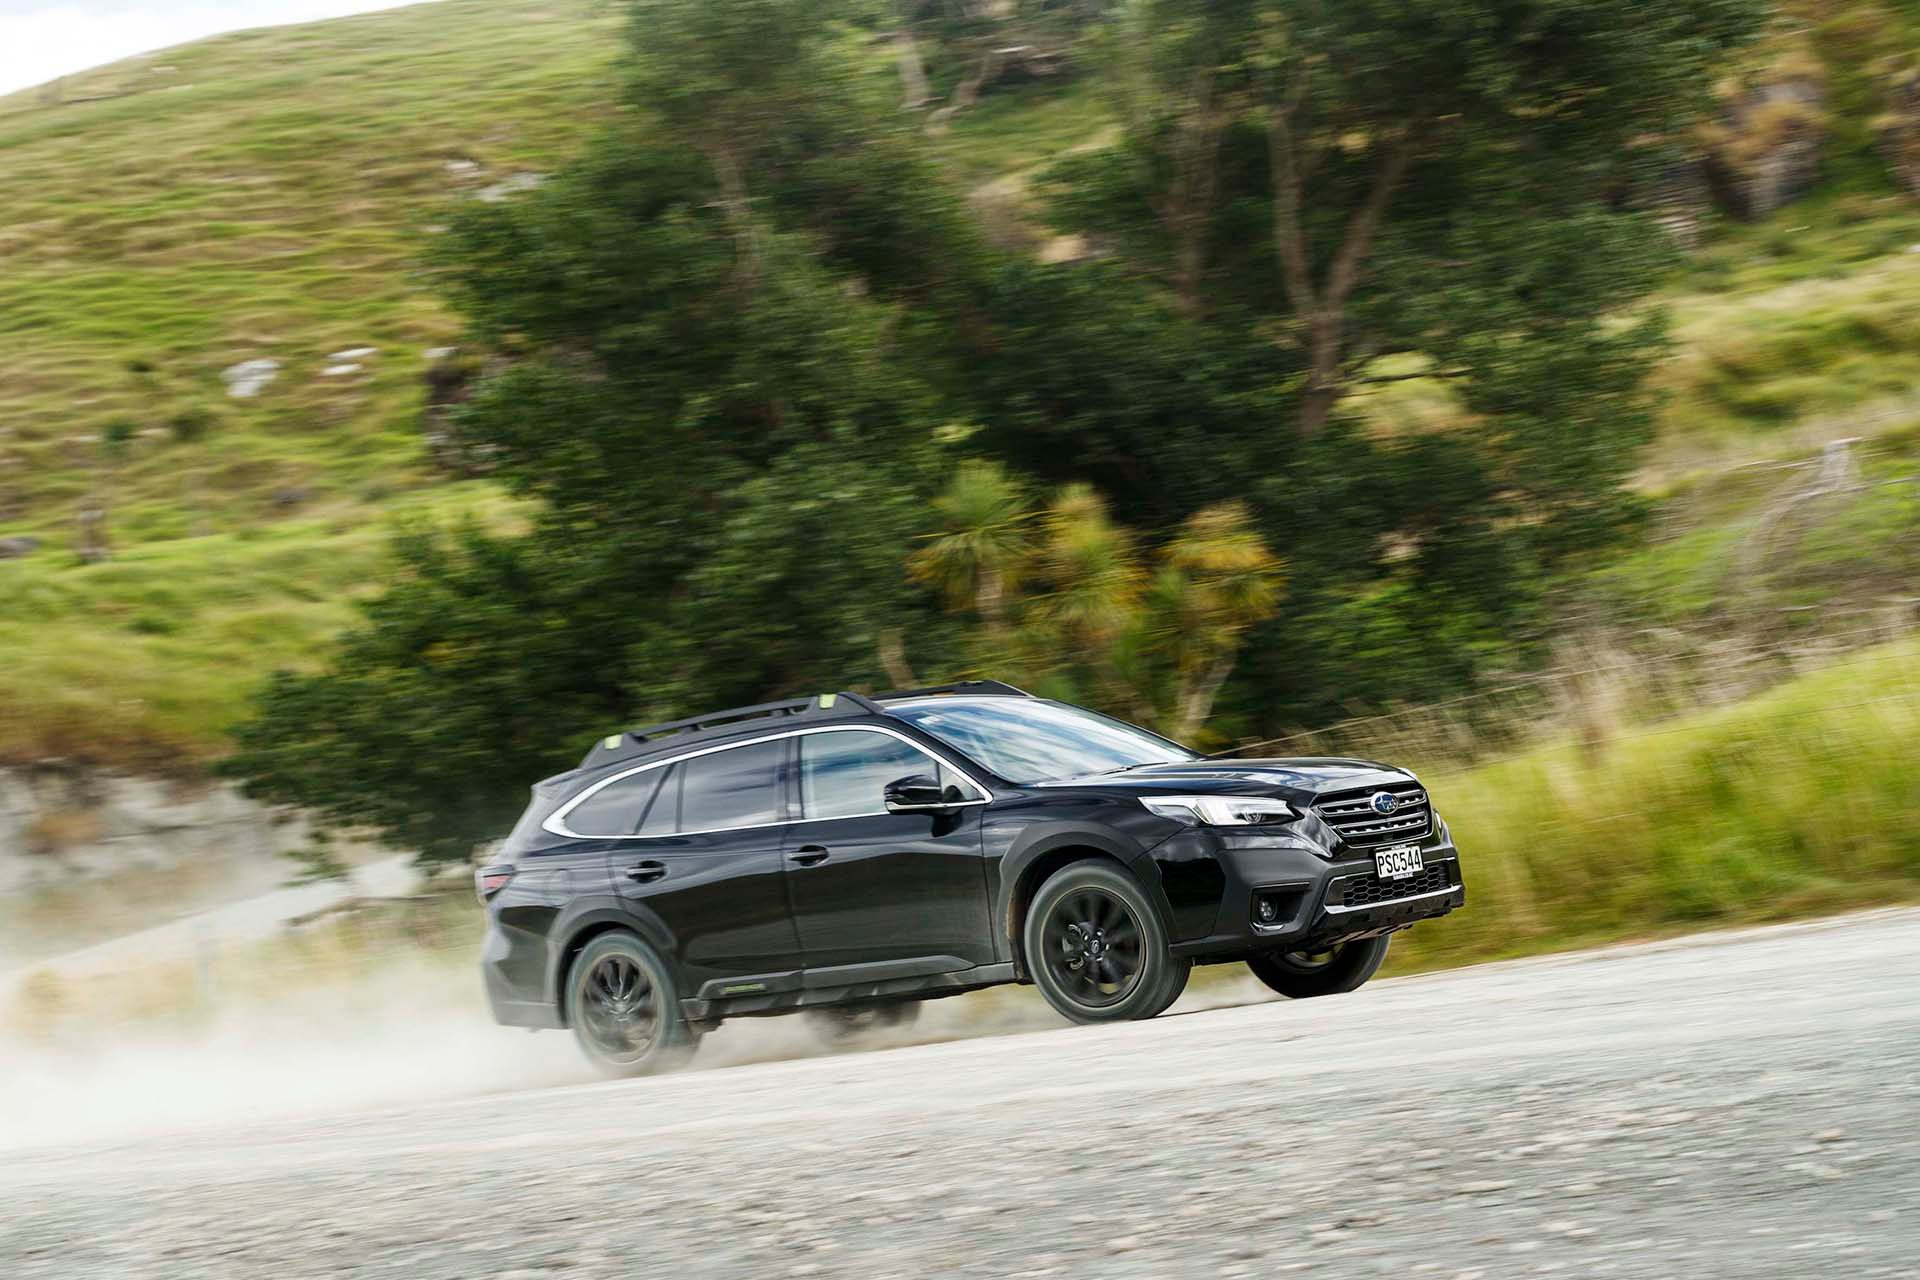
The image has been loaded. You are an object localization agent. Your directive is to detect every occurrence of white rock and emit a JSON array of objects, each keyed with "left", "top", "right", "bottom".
[
  {"left": 475, "top": 172, "right": 545, "bottom": 203},
  {"left": 328, "top": 346, "right": 378, "bottom": 361},
  {"left": 320, "top": 363, "right": 362, "bottom": 377},
  {"left": 444, "top": 159, "right": 480, "bottom": 175},
  {"left": 424, "top": 346, "right": 457, "bottom": 361},
  {"left": 221, "top": 358, "right": 280, "bottom": 398}
]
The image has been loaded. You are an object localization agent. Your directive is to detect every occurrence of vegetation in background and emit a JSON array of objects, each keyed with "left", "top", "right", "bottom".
[
  {"left": 1396, "top": 637, "right": 1920, "bottom": 969},
  {"left": 0, "top": 0, "right": 1914, "bottom": 897},
  {"left": 214, "top": 0, "right": 1773, "bottom": 866},
  {"left": 912, "top": 464, "right": 1285, "bottom": 741}
]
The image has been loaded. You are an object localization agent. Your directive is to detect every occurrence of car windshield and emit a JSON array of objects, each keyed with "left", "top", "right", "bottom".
[{"left": 887, "top": 698, "right": 1198, "bottom": 784}]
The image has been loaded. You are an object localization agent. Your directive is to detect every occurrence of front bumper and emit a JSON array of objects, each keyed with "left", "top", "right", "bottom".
[{"left": 1160, "top": 823, "right": 1465, "bottom": 960}]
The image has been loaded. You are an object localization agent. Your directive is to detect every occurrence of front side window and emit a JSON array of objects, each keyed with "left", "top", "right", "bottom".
[
  {"left": 799, "top": 730, "right": 975, "bottom": 820},
  {"left": 887, "top": 698, "right": 1196, "bottom": 785},
  {"left": 565, "top": 768, "right": 669, "bottom": 838},
  {"left": 677, "top": 740, "right": 785, "bottom": 832}
]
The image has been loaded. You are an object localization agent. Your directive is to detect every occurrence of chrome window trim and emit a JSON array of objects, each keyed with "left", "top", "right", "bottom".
[{"left": 543, "top": 724, "right": 993, "bottom": 840}]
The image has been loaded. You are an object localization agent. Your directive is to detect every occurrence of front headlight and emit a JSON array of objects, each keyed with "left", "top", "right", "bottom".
[{"left": 1140, "top": 795, "right": 1296, "bottom": 826}]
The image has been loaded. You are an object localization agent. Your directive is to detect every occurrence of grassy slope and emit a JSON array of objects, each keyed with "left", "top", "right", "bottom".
[
  {"left": 1394, "top": 637, "right": 1920, "bottom": 971},
  {"left": 0, "top": 1, "right": 1917, "bottom": 765},
  {"left": 0, "top": 0, "right": 620, "bottom": 763}
]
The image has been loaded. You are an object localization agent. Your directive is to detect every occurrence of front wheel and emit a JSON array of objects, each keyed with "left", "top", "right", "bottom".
[
  {"left": 565, "top": 931, "right": 698, "bottom": 1078},
  {"left": 1025, "top": 860, "right": 1187, "bottom": 1024},
  {"left": 1247, "top": 934, "right": 1390, "bottom": 999}
]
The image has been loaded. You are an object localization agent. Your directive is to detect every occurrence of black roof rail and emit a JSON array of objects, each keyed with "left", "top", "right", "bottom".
[
  {"left": 578, "top": 691, "right": 885, "bottom": 771},
  {"left": 875, "top": 678, "right": 1032, "bottom": 701}
]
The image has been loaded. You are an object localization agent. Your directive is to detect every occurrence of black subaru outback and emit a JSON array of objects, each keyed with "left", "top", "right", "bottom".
[{"left": 480, "top": 681, "right": 1465, "bottom": 1074}]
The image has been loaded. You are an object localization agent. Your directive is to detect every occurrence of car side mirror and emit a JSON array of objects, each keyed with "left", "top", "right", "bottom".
[{"left": 884, "top": 774, "right": 949, "bottom": 813}]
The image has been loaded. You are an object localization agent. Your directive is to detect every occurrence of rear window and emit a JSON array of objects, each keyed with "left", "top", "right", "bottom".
[{"left": 677, "top": 740, "right": 785, "bottom": 832}]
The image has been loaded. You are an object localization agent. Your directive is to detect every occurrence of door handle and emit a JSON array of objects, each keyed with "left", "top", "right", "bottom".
[
  {"left": 625, "top": 860, "right": 667, "bottom": 884},
  {"left": 788, "top": 846, "right": 830, "bottom": 867}
]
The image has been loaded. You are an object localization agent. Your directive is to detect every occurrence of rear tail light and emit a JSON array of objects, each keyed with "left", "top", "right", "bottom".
[{"left": 475, "top": 864, "right": 515, "bottom": 902}]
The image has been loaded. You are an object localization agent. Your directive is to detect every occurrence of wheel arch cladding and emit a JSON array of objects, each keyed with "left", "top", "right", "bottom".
[{"left": 551, "top": 903, "right": 677, "bottom": 1021}]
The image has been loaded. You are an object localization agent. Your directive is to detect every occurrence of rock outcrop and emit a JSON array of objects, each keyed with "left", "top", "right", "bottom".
[
  {"left": 1700, "top": 55, "right": 1829, "bottom": 220},
  {"left": 0, "top": 762, "right": 361, "bottom": 895}
]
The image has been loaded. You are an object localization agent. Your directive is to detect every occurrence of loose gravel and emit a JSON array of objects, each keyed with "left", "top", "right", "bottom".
[{"left": 5, "top": 910, "right": 1918, "bottom": 1278}]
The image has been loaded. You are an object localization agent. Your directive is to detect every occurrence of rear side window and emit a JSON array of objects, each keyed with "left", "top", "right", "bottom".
[
  {"left": 677, "top": 741, "right": 785, "bottom": 832},
  {"left": 565, "top": 768, "right": 669, "bottom": 838},
  {"left": 634, "top": 764, "right": 678, "bottom": 836}
]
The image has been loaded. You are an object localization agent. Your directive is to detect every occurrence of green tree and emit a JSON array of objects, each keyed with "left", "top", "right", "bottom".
[
  {"left": 225, "top": 0, "right": 1764, "bottom": 867},
  {"left": 914, "top": 472, "right": 1283, "bottom": 742},
  {"left": 908, "top": 459, "right": 1035, "bottom": 633},
  {"left": 226, "top": 0, "right": 974, "bottom": 866}
]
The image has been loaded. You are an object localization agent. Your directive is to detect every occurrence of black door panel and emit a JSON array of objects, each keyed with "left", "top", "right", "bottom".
[
  {"left": 610, "top": 831, "right": 802, "bottom": 990},
  {"left": 782, "top": 811, "right": 993, "bottom": 969},
  {"left": 785, "top": 727, "right": 996, "bottom": 971}
]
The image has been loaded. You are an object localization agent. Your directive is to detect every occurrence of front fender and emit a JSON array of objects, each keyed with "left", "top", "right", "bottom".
[{"left": 987, "top": 806, "right": 1178, "bottom": 968}]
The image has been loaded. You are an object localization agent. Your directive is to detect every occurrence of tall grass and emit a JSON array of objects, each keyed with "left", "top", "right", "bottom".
[{"left": 1395, "top": 639, "right": 1920, "bottom": 969}]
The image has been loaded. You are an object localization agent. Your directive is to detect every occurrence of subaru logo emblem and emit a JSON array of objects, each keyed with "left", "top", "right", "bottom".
[{"left": 1370, "top": 791, "right": 1399, "bottom": 816}]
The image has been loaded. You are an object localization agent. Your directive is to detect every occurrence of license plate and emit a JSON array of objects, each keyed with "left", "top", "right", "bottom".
[{"left": 1374, "top": 844, "right": 1424, "bottom": 880}]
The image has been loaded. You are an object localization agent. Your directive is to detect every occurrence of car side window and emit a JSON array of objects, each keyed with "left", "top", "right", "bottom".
[
  {"left": 677, "top": 741, "right": 785, "bottom": 833},
  {"left": 799, "top": 731, "right": 979, "bottom": 820},
  {"left": 633, "top": 763, "right": 678, "bottom": 837},
  {"left": 565, "top": 767, "right": 668, "bottom": 838}
]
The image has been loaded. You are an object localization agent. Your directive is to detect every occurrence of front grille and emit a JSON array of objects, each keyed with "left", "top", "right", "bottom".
[
  {"left": 1334, "top": 862, "right": 1454, "bottom": 909},
  {"left": 1313, "top": 782, "right": 1433, "bottom": 849}
]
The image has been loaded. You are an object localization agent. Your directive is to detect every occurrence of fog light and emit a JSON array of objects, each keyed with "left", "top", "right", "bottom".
[{"left": 1254, "top": 889, "right": 1303, "bottom": 928}]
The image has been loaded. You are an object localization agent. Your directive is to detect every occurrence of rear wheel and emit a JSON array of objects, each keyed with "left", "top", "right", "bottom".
[
  {"left": 566, "top": 931, "right": 697, "bottom": 1078},
  {"left": 805, "top": 1000, "right": 922, "bottom": 1045},
  {"left": 1025, "top": 861, "right": 1186, "bottom": 1024},
  {"left": 1247, "top": 934, "right": 1390, "bottom": 999}
]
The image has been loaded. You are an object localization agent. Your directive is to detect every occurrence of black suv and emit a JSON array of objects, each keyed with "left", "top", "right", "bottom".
[{"left": 480, "top": 681, "right": 1465, "bottom": 1074}]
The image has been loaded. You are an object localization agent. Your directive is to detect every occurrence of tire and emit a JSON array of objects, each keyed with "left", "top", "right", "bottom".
[
  {"left": 1143, "top": 952, "right": 1193, "bottom": 1017},
  {"left": 1246, "top": 934, "right": 1391, "bottom": 999},
  {"left": 1024, "top": 860, "right": 1184, "bottom": 1024},
  {"left": 804, "top": 1000, "right": 922, "bottom": 1045},
  {"left": 565, "top": 931, "right": 698, "bottom": 1078}
]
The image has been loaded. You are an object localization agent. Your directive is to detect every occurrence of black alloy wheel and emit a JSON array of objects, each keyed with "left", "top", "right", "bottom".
[
  {"left": 579, "top": 953, "right": 658, "bottom": 1059},
  {"left": 566, "top": 932, "right": 696, "bottom": 1077},
  {"left": 1025, "top": 860, "right": 1188, "bottom": 1024},
  {"left": 1043, "top": 887, "right": 1146, "bottom": 1009}
]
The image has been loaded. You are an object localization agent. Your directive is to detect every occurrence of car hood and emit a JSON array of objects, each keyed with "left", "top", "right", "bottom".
[{"left": 1041, "top": 756, "right": 1415, "bottom": 800}]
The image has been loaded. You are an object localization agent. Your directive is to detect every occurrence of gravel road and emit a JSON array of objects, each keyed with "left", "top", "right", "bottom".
[{"left": 5, "top": 909, "right": 1918, "bottom": 1279}]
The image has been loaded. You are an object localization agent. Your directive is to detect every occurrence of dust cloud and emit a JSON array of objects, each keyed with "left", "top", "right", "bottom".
[{"left": 0, "top": 959, "right": 1273, "bottom": 1152}]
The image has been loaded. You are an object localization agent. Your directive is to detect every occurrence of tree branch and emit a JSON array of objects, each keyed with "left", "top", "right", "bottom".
[
  {"left": 1324, "top": 129, "right": 1417, "bottom": 311},
  {"left": 1264, "top": 94, "right": 1317, "bottom": 317},
  {"left": 1353, "top": 367, "right": 1469, "bottom": 385}
]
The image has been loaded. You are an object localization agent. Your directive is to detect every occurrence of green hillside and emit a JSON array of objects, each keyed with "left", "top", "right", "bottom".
[
  {"left": 0, "top": 0, "right": 620, "bottom": 764},
  {"left": 1, "top": 0, "right": 1918, "bottom": 767}
]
